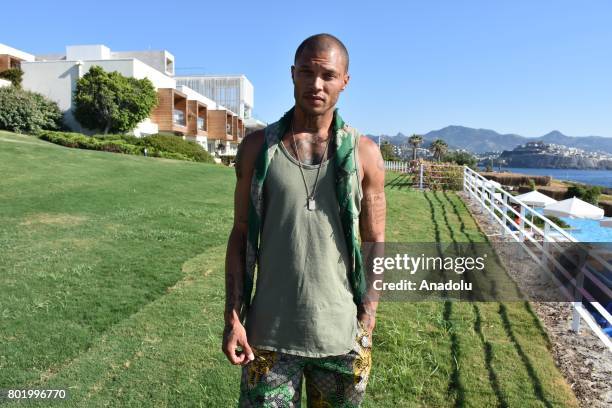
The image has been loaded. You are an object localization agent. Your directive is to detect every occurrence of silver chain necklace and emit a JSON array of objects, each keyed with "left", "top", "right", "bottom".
[{"left": 290, "top": 120, "right": 331, "bottom": 211}]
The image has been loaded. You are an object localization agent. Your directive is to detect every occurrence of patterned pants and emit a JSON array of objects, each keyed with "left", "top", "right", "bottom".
[{"left": 239, "top": 323, "right": 372, "bottom": 408}]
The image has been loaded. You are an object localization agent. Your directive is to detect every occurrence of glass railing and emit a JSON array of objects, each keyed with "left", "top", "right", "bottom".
[
  {"left": 197, "top": 117, "right": 206, "bottom": 130},
  {"left": 173, "top": 109, "right": 185, "bottom": 126}
]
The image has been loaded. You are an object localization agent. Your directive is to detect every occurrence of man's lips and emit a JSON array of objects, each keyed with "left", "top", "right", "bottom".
[{"left": 305, "top": 95, "right": 325, "bottom": 103}]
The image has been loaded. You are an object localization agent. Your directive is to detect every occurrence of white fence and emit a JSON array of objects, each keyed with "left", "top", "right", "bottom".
[
  {"left": 385, "top": 161, "right": 463, "bottom": 190},
  {"left": 463, "top": 166, "right": 612, "bottom": 352},
  {"left": 384, "top": 160, "right": 410, "bottom": 173}
]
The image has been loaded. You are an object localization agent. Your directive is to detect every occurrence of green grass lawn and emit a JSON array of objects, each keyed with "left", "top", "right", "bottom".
[{"left": 0, "top": 131, "right": 577, "bottom": 407}]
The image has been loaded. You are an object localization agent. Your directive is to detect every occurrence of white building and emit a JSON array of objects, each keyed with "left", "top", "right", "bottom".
[
  {"left": 22, "top": 45, "right": 176, "bottom": 136},
  {"left": 10, "top": 43, "right": 264, "bottom": 157},
  {"left": 175, "top": 74, "right": 266, "bottom": 133}
]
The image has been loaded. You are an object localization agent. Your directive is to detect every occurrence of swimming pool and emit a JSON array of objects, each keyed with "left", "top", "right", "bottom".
[{"left": 558, "top": 216, "right": 612, "bottom": 243}]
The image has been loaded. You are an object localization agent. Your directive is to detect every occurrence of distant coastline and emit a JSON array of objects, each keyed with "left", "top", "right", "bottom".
[{"left": 489, "top": 167, "right": 612, "bottom": 188}]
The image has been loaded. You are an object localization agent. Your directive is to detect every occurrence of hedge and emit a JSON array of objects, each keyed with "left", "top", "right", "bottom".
[
  {"left": 0, "top": 86, "right": 63, "bottom": 133},
  {"left": 37, "top": 131, "right": 214, "bottom": 163}
]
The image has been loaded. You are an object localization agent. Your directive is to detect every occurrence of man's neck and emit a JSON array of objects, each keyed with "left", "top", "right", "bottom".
[{"left": 292, "top": 105, "right": 335, "bottom": 135}]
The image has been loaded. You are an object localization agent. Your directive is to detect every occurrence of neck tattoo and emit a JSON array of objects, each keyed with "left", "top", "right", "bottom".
[{"left": 291, "top": 120, "right": 332, "bottom": 211}]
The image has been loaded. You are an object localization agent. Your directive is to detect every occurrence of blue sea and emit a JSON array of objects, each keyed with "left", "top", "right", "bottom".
[{"left": 494, "top": 167, "right": 612, "bottom": 188}]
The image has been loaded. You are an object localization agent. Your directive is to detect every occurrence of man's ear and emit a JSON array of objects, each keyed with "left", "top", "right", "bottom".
[
  {"left": 341, "top": 73, "right": 350, "bottom": 91},
  {"left": 291, "top": 65, "right": 295, "bottom": 84}
]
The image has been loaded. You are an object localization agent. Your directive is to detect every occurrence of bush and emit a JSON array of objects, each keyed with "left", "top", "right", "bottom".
[
  {"left": 528, "top": 179, "right": 536, "bottom": 191},
  {"left": 566, "top": 184, "right": 600, "bottom": 204},
  {"left": 566, "top": 185, "right": 586, "bottom": 199},
  {"left": 583, "top": 186, "right": 601, "bottom": 205},
  {"left": 0, "top": 68, "right": 23, "bottom": 88},
  {"left": 142, "top": 134, "right": 213, "bottom": 163},
  {"left": 37, "top": 131, "right": 213, "bottom": 163},
  {"left": 74, "top": 66, "right": 157, "bottom": 134},
  {"left": 443, "top": 151, "right": 477, "bottom": 168},
  {"left": 155, "top": 151, "right": 193, "bottom": 161},
  {"left": 0, "top": 86, "right": 63, "bottom": 133}
]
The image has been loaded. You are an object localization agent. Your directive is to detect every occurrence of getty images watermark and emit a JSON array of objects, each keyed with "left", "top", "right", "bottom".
[
  {"left": 371, "top": 252, "right": 487, "bottom": 292},
  {"left": 361, "top": 242, "right": 611, "bottom": 302}
]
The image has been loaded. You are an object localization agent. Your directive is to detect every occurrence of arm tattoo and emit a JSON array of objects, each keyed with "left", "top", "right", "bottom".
[
  {"left": 224, "top": 234, "right": 246, "bottom": 323},
  {"left": 363, "top": 192, "right": 386, "bottom": 227}
]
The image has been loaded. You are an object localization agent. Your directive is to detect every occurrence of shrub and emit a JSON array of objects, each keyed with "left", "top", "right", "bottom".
[
  {"left": 0, "top": 68, "right": 23, "bottom": 88},
  {"left": 74, "top": 66, "right": 157, "bottom": 134},
  {"left": 0, "top": 86, "right": 63, "bottom": 133},
  {"left": 583, "top": 186, "right": 601, "bottom": 205},
  {"left": 528, "top": 179, "right": 536, "bottom": 191},
  {"left": 143, "top": 134, "right": 213, "bottom": 163},
  {"left": 565, "top": 184, "right": 600, "bottom": 204},
  {"left": 443, "top": 151, "right": 477, "bottom": 167},
  {"left": 37, "top": 131, "right": 213, "bottom": 163},
  {"left": 566, "top": 185, "right": 586, "bottom": 199},
  {"left": 155, "top": 151, "right": 193, "bottom": 161}
]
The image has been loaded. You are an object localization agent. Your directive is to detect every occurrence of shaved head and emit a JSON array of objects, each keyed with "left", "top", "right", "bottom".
[{"left": 294, "top": 33, "right": 349, "bottom": 73}]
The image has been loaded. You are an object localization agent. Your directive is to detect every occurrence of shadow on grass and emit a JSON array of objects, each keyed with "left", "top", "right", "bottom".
[
  {"left": 472, "top": 304, "right": 509, "bottom": 408},
  {"left": 385, "top": 173, "right": 413, "bottom": 190},
  {"left": 424, "top": 191, "right": 465, "bottom": 406},
  {"left": 451, "top": 191, "right": 551, "bottom": 350},
  {"left": 499, "top": 304, "right": 554, "bottom": 408}
]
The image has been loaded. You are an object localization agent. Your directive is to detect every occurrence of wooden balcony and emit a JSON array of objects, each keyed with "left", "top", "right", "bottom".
[
  {"left": 207, "top": 109, "right": 233, "bottom": 141},
  {"left": 187, "top": 100, "right": 208, "bottom": 137},
  {"left": 0, "top": 54, "right": 24, "bottom": 72},
  {"left": 150, "top": 88, "right": 188, "bottom": 135},
  {"left": 231, "top": 115, "right": 239, "bottom": 142}
]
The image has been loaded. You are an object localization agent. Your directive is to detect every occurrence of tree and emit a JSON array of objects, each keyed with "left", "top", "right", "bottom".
[
  {"left": 380, "top": 140, "right": 399, "bottom": 161},
  {"left": 429, "top": 139, "right": 448, "bottom": 162},
  {"left": 0, "top": 68, "right": 23, "bottom": 88},
  {"left": 73, "top": 66, "right": 157, "bottom": 134},
  {"left": 408, "top": 134, "right": 423, "bottom": 161},
  {"left": 0, "top": 86, "right": 62, "bottom": 133},
  {"left": 443, "top": 151, "right": 477, "bottom": 168}
]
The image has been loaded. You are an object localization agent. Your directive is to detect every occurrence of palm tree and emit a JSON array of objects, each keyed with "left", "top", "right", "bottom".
[
  {"left": 408, "top": 134, "right": 423, "bottom": 161},
  {"left": 429, "top": 139, "right": 448, "bottom": 162}
]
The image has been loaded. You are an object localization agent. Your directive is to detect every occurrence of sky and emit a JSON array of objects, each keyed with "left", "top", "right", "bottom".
[{"left": 2, "top": 0, "right": 611, "bottom": 137}]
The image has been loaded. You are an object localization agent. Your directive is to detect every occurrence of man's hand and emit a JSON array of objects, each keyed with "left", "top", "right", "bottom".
[
  {"left": 222, "top": 320, "right": 255, "bottom": 365},
  {"left": 358, "top": 303, "right": 376, "bottom": 334}
]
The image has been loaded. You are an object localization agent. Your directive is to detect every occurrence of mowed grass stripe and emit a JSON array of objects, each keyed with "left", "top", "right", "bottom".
[{"left": 0, "top": 136, "right": 578, "bottom": 407}]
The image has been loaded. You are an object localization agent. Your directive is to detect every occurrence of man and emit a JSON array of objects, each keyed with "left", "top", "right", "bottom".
[{"left": 222, "top": 33, "right": 386, "bottom": 407}]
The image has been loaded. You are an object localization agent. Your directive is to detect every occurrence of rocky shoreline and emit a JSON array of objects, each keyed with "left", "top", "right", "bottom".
[{"left": 458, "top": 191, "right": 612, "bottom": 408}]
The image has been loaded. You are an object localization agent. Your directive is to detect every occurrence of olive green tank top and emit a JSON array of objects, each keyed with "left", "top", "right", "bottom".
[{"left": 245, "top": 138, "right": 363, "bottom": 357}]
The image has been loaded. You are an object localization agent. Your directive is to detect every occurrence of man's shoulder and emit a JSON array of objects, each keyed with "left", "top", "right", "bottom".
[{"left": 239, "top": 129, "right": 266, "bottom": 159}]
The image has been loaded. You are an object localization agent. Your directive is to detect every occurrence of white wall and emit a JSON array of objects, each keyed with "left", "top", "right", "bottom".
[
  {"left": 21, "top": 58, "right": 175, "bottom": 135},
  {"left": 112, "top": 50, "right": 175, "bottom": 76},
  {"left": 0, "top": 43, "right": 35, "bottom": 61},
  {"left": 0, "top": 78, "right": 12, "bottom": 88},
  {"left": 66, "top": 45, "right": 110, "bottom": 61},
  {"left": 131, "top": 59, "right": 175, "bottom": 88},
  {"left": 176, "top": 85, "right": 219, "bottom": 109}
]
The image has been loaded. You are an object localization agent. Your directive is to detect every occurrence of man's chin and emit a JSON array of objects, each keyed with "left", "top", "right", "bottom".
[{"left": 298, "top": 103, "right": 331, "bottom": 116}]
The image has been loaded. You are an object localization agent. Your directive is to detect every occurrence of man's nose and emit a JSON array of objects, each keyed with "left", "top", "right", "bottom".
[{"left": 310, "top": 75, "right": 324, "bottom": 91}]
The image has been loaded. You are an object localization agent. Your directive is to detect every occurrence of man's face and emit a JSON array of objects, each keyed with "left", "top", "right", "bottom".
[{"left": 291, "top": 46, "right": 350, "bottom": 116}]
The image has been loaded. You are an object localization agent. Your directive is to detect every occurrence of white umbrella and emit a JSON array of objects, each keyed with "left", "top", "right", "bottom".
[
  {"left": 600, "top": 218, "right": 612, "bottom": 228},
  {"left": 484, "top": 180, "right": 501, "bottom": 189},
  {"left": 543, "top": 197, "right": 604, "bottom": 220},
  {"left": 515, "top": 190, "right": 557, "bottom": 208}
]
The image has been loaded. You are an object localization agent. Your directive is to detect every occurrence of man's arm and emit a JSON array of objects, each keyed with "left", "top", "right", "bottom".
[
  {"left": 357, "top": 135, "right": 386, "bottom": 333},
  {"left": 222, "top": 130, "right": 264, "bottom": 365}
]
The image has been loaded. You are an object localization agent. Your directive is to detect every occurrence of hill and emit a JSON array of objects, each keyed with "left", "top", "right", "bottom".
[{"left": 368, "top": 126, "right": 612, "bottom": 154}]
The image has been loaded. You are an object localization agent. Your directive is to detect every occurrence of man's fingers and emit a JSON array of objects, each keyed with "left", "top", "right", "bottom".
[
  {"left": 241, "top": 340, "right": 255, "bottom": 362},
  {"left": 223, "top": 340, "right": 243, "bottom": 365}
]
